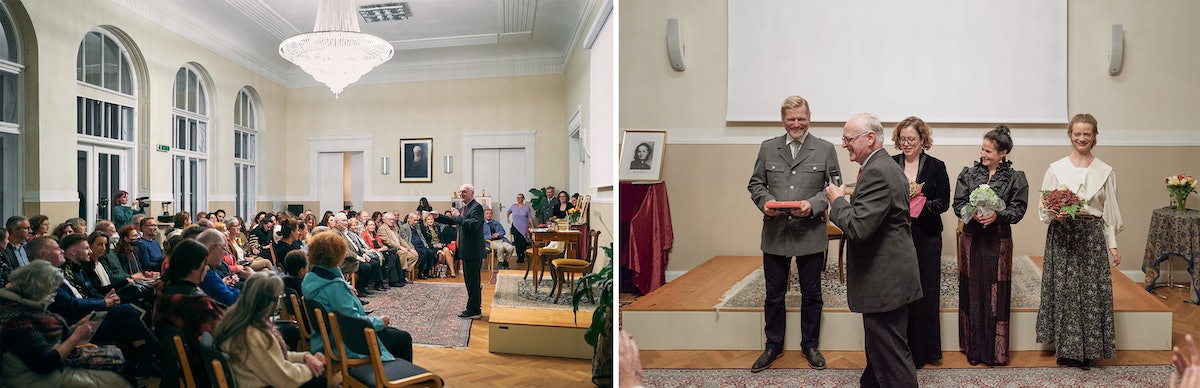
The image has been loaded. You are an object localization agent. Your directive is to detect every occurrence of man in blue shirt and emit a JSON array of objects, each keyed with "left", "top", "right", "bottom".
[
  {"left": 483, "top": 209, "right": 514, "bottom": 269},
  {"left": 196, "top": 229, "right": 241, "bottom": 306},
  {"left": 135, "top": 217, "right": 165, "bottom": 271}
]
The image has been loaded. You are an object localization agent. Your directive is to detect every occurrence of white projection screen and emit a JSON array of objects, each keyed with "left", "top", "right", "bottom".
[{"left": 727, "top": 0, "right": 1067, "bottom": 124}]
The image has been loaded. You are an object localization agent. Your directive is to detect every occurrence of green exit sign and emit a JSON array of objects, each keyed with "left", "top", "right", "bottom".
[{"left": 156, "top": 144, "right": 170, "bottom": 152}]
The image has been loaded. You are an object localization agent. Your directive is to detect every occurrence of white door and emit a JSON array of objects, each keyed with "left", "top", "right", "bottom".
[
  {"left": 317, "top": 152, "right": 344, "bottom": 213},
  {"left": 77, "top": 144, "right": 129, "bottom": 228},
  {"left": 471, "top": 147, "right": 527, "bottom": 230},
  {"left": 348, "top": 152, "right": 364, "bottom": 211}
]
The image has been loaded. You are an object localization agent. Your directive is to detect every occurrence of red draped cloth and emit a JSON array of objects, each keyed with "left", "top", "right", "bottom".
[{"left": 620, "top": 182, "right": 674, "bottom": 294}]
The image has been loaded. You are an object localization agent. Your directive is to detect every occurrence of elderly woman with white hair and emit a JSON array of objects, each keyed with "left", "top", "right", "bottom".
[{"left": 0, "top": 260, "right": 131, "bottom": 387}]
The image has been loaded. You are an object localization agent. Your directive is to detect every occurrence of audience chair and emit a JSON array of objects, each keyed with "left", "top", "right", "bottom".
[
  {"left": 826, "top": 219, "right": 846, "bottom": 283},
  {"left": 329, "top": 310, "right": 444, "bottom": 388},
  {"left": 198, "top": 332, "right": 238, "bottom": 388},
  {"left": 281, "top": 291, "right": 311, "bottom": 350},
  {"left": 551, "top": 230, "right": 602, "bottom": 303},
  {"left": 162, "top": 325, "right": 197, "bottom": 388},
  {"left": 307, "top": 297, "right": 369, "bottom": 388}
]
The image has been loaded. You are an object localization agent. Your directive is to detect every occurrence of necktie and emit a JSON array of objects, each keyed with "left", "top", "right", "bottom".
[
  {"left": 790, "top": 140, "right": 800, "bottom": 159},
  {"left": 857, "top": 168, "right": 863, "bottom": 181}
]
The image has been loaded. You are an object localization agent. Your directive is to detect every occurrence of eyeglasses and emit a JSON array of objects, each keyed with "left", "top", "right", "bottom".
[
  {"left": 898, "top": 136, "right": 920, "bottom": 145},
  {"left": 842, "top": 131, "right": 872, "bottom": 144}
]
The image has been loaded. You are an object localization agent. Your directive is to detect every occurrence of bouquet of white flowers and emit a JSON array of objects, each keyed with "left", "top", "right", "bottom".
[{"left": 960, "top": 184, "right": 1006, "bottom": 225}]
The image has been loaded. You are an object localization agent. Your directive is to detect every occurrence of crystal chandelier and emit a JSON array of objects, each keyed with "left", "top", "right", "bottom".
[{"left": 279, "top": 0, "right": 395, "bottom": 98}]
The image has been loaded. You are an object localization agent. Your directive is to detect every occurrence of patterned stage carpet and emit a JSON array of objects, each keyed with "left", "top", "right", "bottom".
[
  {"left": 643, "top": 364, "right": 1175, "bottom": 387},
  {"left": 363, "top": 282, "right": 471, "bottom": 348},
  {"left": 493, "top": 273, "right": 599, "bottom": 310},
  {"left": 716, "top": 255, "right": 1042, "bottom": 311}
]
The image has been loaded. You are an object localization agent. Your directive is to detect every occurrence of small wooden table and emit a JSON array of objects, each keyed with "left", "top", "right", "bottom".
[
  {"left": 530, "top": 228, "right": 580, "bottom": 294},
  {"left": 1142, "top": 207, "right": 1200, "bottom": 304}
]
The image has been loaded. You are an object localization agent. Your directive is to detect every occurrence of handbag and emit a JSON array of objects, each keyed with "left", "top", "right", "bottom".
[{"left": 64, "top": 343, "right": 125, "bottom": 371}]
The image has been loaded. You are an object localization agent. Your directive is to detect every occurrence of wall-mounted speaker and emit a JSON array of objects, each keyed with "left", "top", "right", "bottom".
[
  {"left": 444, "top": 155, "right": 453, "bottom": 174},
  {"left": 1108, "top": 24, "right": 1124, "bottom": 76},
  {"left": 666, "top": 18, "right": 686, "bottom": 72}
]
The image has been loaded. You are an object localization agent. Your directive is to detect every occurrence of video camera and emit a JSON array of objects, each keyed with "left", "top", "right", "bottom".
[{"left": 135, "top": 196, "right": 151, "bottom": 209}]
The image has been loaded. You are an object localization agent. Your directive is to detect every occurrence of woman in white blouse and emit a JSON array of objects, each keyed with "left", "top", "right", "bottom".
[{"left": 1034, "top": 113, "right": 1123, "bottom": 371}]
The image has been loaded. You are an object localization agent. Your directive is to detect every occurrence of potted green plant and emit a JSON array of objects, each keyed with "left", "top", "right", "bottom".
[{"left": 574, "top": 254, "right": 612, "bottom": 387}]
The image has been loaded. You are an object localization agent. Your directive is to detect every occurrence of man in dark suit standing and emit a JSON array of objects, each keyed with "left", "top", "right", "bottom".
[
  {"left": 437, "top": 184, "right": 486, "bottom": 319},
  {"left": 826, "top": 113, "right": 922, "bottom": 387},
  {"left": 747, "top": 95, "right": 841, "bottom": 373}
]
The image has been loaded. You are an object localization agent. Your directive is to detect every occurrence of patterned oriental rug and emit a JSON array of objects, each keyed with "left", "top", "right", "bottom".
[
  {"left": 361, "top": 282, "right": 471, "bottom": 348},
  {"left": 493, "top": 273, "right": 599, "bottom": 310},
  {"left": 716, "top": 255, "right": 1042, "bottom": 311},
  {"left": 642, "top": 365, "right": 1175, "bottom": 387}
]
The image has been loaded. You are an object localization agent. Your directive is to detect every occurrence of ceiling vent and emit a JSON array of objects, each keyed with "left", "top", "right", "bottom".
[{"left": 359, "top": 2, "right": 411, "bottom": 23}]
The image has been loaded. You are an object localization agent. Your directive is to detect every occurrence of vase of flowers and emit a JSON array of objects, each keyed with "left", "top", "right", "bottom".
[
  {"left": 1166, "top": 174, "right": 1197, "bottom": 214},
  {"left": 567, "top": 207, "right": 582, "bottom": 225}
]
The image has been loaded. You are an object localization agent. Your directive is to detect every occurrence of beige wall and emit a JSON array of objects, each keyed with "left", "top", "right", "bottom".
[
  {"left": 17, "top": 0, "right": 288, "bottom": 223},
  {"left": 563, "top": 0, "right": 615, "bottom": 252},
  {"left": 621, "top": 0, "right": 1200, "bottom": 274}
]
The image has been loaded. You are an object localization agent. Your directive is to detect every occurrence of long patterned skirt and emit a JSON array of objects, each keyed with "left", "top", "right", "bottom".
[
  {"left": 958, "top": 222, "right": 1013, "bottom": 365},
  {"left": 1035, "top": 218, "right": 1116, "bottom": 361},
  {"left": 909, "top": 225, "right": 943, "bottom": 366}
]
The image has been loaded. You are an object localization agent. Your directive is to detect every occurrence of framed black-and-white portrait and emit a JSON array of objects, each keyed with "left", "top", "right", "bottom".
[
  {"left": 400, "top": 138, "right": 433, "bottom": 182},
  {"left": 619, "top": 130, "right": 667, "bottom": 181}
]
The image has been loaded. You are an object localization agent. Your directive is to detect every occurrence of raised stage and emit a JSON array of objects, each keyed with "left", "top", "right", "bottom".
[
  {"left": 488, "top": 270, "right": 595, "bottom": 359},
  {"left": 622, "top": 256, "right": 1173, "bottom": 352}
]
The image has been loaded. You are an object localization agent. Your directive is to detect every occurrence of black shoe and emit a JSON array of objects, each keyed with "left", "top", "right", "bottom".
[
  {"left": 357, "top": 289, "right": 375, "bottom": 296},
  {"left": 1078, "top": 359, "right": 1092, "bottom": 370},
  {"left": 418, "top": 272, "right": 428, "bottom": 280},
  {"left": 358, "top": 298, "right": 370, "bottom": 305},
  {"left": 499, "top": 262, "right": 510, "bottom": 270},
  {"left": 457, "top": 311, "right": 482, "bottom": 319},
  {"left": 802, "top": 347, "right": 826, "bottom": 370},
  {"left": 364, "top": 309, "right": 375, "bottom": 315},
  {"left": 751, "top": 348, "right": 783, "bottom": 373},
  {"left": 390, "top": 281, "right": 406, "bottom": 288},
  {"left": 374, "top": 284, "right": 387, "bottom": 291}
]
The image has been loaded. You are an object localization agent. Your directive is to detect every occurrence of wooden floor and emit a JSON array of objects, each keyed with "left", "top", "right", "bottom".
[
  {"left": 148, "top": 262, "right": 594, "bottom": 387},
  {"left": 622, "top": 259, "right": 1200, "bottom": 371}
]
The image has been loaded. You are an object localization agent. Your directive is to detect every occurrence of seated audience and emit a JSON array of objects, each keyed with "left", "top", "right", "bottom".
[
  {"left": 166, "top": 211, "right": 191, "bottom": 238},
  {"left": 407, "top": 213, "right": 437, "bottom": 280},
  {"left": 0, "top": 260, "right": 131, "bottom": 387},
  {"left": 248, "top": 214, "right": 277, "bottom": 263},
  {"left": 3, "top": 216, "right": 31, "bottom": 276},
  {"left": 332, "top": 213, "right": 383, "bottom": 294},
  {"left": 282, "top": 250, "right": 308, "bottom": 296},
  {"left": 113, "top": 226, "right": 158, "bottom": 282},
  {"left": 135, "top": 217, "right": 165, "bottom": 271},
  {"left": 50, "top": 222, "right": 77, "bottom": 241},
  {"left": 303, "top": 232, "right": 413, "bottom": 362},
  {"left": 270, "top": 217, "right": 303, "bottom": 268},
  {"left": 483, "top": 209, "right": 515, "bottom": 270},
  {"left": 152, "top": 238, "right": 225, "bottom": 387},
  {"left": 197, "top": 229, "right": 245, "bottom": 306},
  {"left": 65, "top": 218, "right": 87, "bottom": 235},
  {"left": 423, "top": 213, "right": 456, "bottom": 277},
  {"left": 28, "top": 214, "right": 50, "bottom": 239},
  {"left": 215, "top": 271, "right": 327, "bottom": 388},
  {"left": 32, "top": 235, "right": 162, "bottom": 379}
]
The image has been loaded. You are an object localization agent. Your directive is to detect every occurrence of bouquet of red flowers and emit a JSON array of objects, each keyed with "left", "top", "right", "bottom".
[{"left": 1042, "top": 188, "right": 1082, "bottom": 220}]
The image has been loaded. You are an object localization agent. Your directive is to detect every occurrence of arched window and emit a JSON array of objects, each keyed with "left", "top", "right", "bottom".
[
  {"left": 75, "top": 28, "right": 137, "bottom": 226},
  {"left": 0, "top": 4, "right": 21, "bottom": 217},
  {"left": 234, "top": 88, "right": 258, "bottom": 219},
  {"left": 171, "top": 66, "right": 209, "bottom": 216}
]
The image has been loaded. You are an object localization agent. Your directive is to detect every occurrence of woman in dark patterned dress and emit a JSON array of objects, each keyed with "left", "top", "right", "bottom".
[
  {"left": 952, "top": 125, "right": 1029, "bottom": 366},
  {"left": 1035, "top": 113, "right": 1123, "bottom": 370},
  {"left": 891, "top": 116, "right": 951, "bottom": 368}
]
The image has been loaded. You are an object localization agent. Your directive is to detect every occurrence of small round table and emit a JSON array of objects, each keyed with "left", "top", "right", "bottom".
[{"left": 1142, "top": 207, "right": 1200, "bottom": 304}]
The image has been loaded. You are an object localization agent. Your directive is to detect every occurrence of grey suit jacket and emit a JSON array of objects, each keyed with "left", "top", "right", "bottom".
[
  {"left": 748, "top": 134, "right": 841, "bottom": 257},
  {"left": 829, "top": 149, "right": 922, "bottom": 313}
]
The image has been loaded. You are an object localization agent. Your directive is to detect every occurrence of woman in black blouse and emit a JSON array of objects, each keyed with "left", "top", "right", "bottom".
[{"left": 552, "top": 191, "right": 574, "bottom": 219}]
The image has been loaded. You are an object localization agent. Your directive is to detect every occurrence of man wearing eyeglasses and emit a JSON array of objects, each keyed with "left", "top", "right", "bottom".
[
  {"left": 826, "top": 113, "right": 922, "bottom": 387},
  {"left": 436, "top": 184, "right": 486, "bottom": 319},
  {"left": 747, "top": 95, "right": 841, "bottom": 373},
  {"left": 3, "top": 216, "right": 31, "bottom": 269}
]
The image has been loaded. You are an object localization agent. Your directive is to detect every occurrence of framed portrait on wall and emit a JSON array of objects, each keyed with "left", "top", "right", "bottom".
[
  {"left": 400, "top": 138, "right": 433, "bottom": 182},
  {"left": 619, "top": 130, "right": 667, "bottom": 181}
]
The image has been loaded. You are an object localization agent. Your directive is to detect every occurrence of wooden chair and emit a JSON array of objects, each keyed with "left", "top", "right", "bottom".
[
  {"left": 198, "top": 332, "right": 238, "bottom": 388},
  {"left": 552, "top": 230, "right": 601, "bottom": 303},
  {"left": 306, "top": 297, "right": 369, "bottom": 388},
  {"left": 527, "top": 229, "right": 579, "bottom": 293},
  {"left": 328, "top": 311, "right": 444, "bottom": 388},
  {"left": 827, "top": 220, "right": 847, "bottom": 283},
  {"left": 163, "top": 326, "right": 197, "bottom": 388},
  {"left": 280, "top": 291, "right": 311, "bottom": 350}
]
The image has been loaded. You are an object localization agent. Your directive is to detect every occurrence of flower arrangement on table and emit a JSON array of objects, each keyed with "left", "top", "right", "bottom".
[
  {"left": 960, "top": 184, "right": 1006, "bottom": 227},
  {"left": 1166, "top": 174, "right": 1197, "bottom": 213},
  {"left": 907, "top": 181, "right": 926, "bottom": 218},
  {"left": 1041, "top": 188, "right": 1082, "bottom": 221},
  {"left": 566, "top": 207, "right": 582, "bottom": 225}
]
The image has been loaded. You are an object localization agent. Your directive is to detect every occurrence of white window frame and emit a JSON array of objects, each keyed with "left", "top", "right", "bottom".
[
  {"left": 233, "top": 89, "right": 258, "bottom": 218},
  {"left": 170, "top": 66, "right": 209, "bottom": 215}
]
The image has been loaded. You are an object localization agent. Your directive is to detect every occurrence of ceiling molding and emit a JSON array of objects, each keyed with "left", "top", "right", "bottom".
[
  {"left": 223, "top": 0, "right": 301, "bottom": 40},
  {"left": 392, "top": 34, "right": 498, "bottom": 51},
  {"left": 559, "top": 0, "right": 599, "bottom": 66},
  {"left": 283, "top": 57, "right": 566, "bottom": 88},
  {"left": 113, "top": 0, "right": 290, "bottom": 85},
  {"left": 501, "top": 0, "right": 536, "bottom": 34}
]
